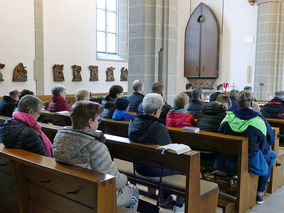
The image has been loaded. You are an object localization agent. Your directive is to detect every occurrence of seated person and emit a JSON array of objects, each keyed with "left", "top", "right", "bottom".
[
  {"left": 244, "top": 86, "right": 260, "bottom": 113},
  {"left": 0, "top": 95, "right": 52, "bottom": 157},
  {"left": 102, "top": 85, "right": 124, "bottom": 118},
  {"left": 184, "top": 83, "right": 192, "bottom": 100},
  {"left": 137, "top": 82, "right": 172, "bottom": 123},
  {"left": 216, "top": 94, "right": 232, "bottom": 110},
  {"left": 166, "top": 93, "right": 194, "bottom": 128},
  {"left": 129, "top": 93, "right": 184, "bottom": 211},
  {"left": 229, "top": 89, "right": 239, "bottom": 111},
  {"left": 210, "top": 84, "right": 224, "bottom": 102},
  {"left": 15, "top": 89, "right": 35, "bottom": 108},
  {"left": 75, "top": 88, "right": 91, "bottom": 102},
  {"left": 197, "top": 101, "right": 226, "bottom": 132},
  {"left": 0, "top": 89, "right": 20, "bottom": 117},
  {"left": 216, "top": 91, "right": 276, "bottom": 204},
  {"left": 52, "top": 101, "right": 138, "bottom": 210},
  {"left": 112, "top": 98, "right": 135, "bottom": 121},
  {"left": 187, "top": 87, "right": 203, "bottom": 118},
  {"left": 261, "top": 91, "right": 284, "bottom": 119},
  {"left": 49, "top": 85, "right": 71, "bottom": 112},
  {"left": 128, "top": 80, "right": 144, "bottom": 112}
]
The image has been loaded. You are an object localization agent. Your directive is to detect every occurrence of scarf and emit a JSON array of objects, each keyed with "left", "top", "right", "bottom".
[{"left": 13, "top": 111, "right": 53, "bottom": 157}]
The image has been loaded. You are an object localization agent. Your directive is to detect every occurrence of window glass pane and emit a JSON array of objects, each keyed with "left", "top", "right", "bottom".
[
  {"left": 97, "top": 32, "right": 106, "bottom": 52},
  {"left": 107, "top": 0, "right": 117, "bottom": 12},
  {"left": 107, "top": 33, "right": 116, "bottom": 53},
  {"left": 97, "top": 9, "right": 106, "bottom": 31},
  {"left": 107, "top": 11, "right": 116, "bottom": 33},
  {"left": 97, "top": 0, "right": 106, "bottom": 9}
]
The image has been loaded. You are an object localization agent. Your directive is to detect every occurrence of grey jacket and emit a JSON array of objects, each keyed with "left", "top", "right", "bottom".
[{"left": 52, "top": 127, "right": 135, "bottom": 206}]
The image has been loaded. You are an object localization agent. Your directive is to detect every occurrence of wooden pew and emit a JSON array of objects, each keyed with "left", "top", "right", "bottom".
[{"left": 0, "top": 144, "right": 118, "bottom": 213}]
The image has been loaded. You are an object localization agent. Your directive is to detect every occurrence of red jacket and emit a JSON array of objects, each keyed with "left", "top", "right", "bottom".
[
  {"left": 166, "top": 109, "right": 195, "bottom": 128},
  {"left": 49, "top": 96, "right": 71, "bottom": 112}
]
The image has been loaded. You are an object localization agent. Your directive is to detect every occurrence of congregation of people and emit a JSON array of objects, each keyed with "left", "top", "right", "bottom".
[{"left": 0, "top": 80, "right": 284, "bottom": 212}]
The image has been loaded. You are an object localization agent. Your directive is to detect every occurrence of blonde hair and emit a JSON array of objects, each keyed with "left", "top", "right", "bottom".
[
  {"left": 174, "top": 93, "right": 189, "bottom": 109},
  {"left": 75, "top": 89, "right": 90, "bottom": 101}
]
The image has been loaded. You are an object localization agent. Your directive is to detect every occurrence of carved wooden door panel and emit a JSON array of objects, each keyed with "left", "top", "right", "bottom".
[{"left": 184, "top": 3, "right": 219, "bottom": 79}]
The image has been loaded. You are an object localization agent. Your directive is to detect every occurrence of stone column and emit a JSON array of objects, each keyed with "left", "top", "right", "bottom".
[
  {"left": 34, "top": 0, "right": 45, "bottom": 95},
  {"left": 128, "top": 0, "right": 177, "bottom": 104},
  {"left": 254, "top": 0, "right": 284, "bottom": 100}
]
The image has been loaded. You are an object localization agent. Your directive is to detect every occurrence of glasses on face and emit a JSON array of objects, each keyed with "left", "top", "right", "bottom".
[{"left": 97, "top": 117, "right": 102, "bottom": 124}]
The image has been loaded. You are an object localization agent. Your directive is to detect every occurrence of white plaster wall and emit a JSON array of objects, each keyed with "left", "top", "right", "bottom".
[
  {"left": 176, "top": 0, "right": 258, "bottom": 93},
  {"left": 43, "top": 0, "right": 128, "bottom": 95},
  {"left": 0, "top": 0, "right": 36, "bottom": 95}
]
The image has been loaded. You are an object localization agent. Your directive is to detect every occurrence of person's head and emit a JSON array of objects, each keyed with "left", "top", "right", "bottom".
[
  {"left": 244, "top": 86, "right": 253, "bottom": 92},
  {"left": 217, "top": 84, "right": 224, "bottom": 92},
  {"left": 19, "top": 89, "right": 34, "bottom": 100},
  {"left": 216, "top": 94, "right": 232, "bottom": 109},
  {"left": 71, "top": 101, "right": 104, "bottom": 131},
  {"left": 151, "top": 82, "right": 164, "bottom": 97},
  {"left": 17, "top": 95, "right": 43, "bottom": 120},
  {"left": 192, "top": 87, "right": 203, "bottom": 100},
  {"left": 114, "top": 97, "right": 129, "bottom": 111},
  {"left": 75, "top": 89, "right": 90, "bottom": 102},
  {"left": 142, "top": 93, "right": 164, "bottom": 118},
  {"left": 274, "top": 91, "right": 284, "bottom": 100},
  {"left": 186, "top": 83, "right": 192, "bottom": 91},
  {"left": 108, "top": 85, "right": 124, "bottom": 99},
  {"left": 9, "top": 89, "right": 20, "bottom": 101},
  {"left": 132, "top": 80, "right": 144, "bottom": 94},
  {"left": 237, "top": 91, "right": 254, "bottom": 108},
  {"left": 51, "top": 85, "right": 66, "bottom": 98},
  {"left": 229, "top": 89, "right": 239, "bottom": 98},
  {"left": 174, "top": 93, "right": 189, "bottom": 109}
]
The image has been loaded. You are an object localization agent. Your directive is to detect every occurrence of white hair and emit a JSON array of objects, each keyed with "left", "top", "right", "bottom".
[{"left": 142, "top": 93, "right": 164, "bottom": 114}]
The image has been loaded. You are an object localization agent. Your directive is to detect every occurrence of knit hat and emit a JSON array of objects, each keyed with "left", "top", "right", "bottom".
[{"left": 114, "top": 97, "right": 129, "bottom": 110}]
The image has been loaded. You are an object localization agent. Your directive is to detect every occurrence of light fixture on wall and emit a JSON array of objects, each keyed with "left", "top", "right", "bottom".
[{"left": 248, "top": 0, "right": 259, "bottom": 6}]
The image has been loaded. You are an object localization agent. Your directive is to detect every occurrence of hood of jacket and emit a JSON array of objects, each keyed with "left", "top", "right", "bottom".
[{"left": 200, "top": 101, "right": 226, "bottom": 115}]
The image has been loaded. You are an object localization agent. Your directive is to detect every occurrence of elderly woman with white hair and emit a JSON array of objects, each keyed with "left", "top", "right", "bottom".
[{"left": 49, "top": 84, "right": 71, "bottom": 112}]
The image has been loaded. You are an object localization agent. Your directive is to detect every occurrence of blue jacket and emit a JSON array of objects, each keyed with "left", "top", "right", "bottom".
[
  {"left": 229, "top": 96, "right": 239, "bottom": 111},
  {"left": 128, "top": 92, "right": 144, "bottom": 112},
  {"left": 112, "top": 109, "right": 135, "bottom": 121},
  {"left": 0, "top": 96, "right": 16, "bottom": 117}
]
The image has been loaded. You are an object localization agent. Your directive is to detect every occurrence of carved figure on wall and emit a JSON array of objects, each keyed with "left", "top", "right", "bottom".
[
  {"left": 0, "top": 63, "right": 5, "bottom": 81},
  {"left": 71, "top": 65, "right": 82, "bottom": 82},
  {"left": 106, "top": 67, "right": 115, "bottom": 81},
  {"left": 89, "top": 65, "right": 99, "bottom": 81},
  {"left": 53, "top": 64, "right": 65, "bottom": 82},
  {"left": 12, "top": 63, "right": 27, "bottom": 82},
  {"left": 120, "top": 67, "right": 128, "bottom": 81}
]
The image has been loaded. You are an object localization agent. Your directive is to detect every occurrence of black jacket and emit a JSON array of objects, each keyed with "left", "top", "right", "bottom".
[
  {"left": 184, "top": 91, "right": 192, "bottom": 100},
  {"left": 128, "top": 92, "right": 144, "bottom": 112},
  {"left": 128, "top": 114, "right": 172, "bottom": 176},
  {"left": 197, "top": 101, "right": 227, "bottom": 132},
  {"left": 0, "top": 119, "right": 47, "bottom": 156},
  {"left": 187, "top": 99, "right": 203, "bottom": 118},
  {"left": 101, "top": 96, "right": 116, "bottom": 118},
  {"left": 261, "top": 98, "right": 284, "bottom": 119},
  {"left": 0, "top": 96, "right": 16, "bottom": 117},
  {"left": 210, "top": 92, "right": 223, "bottom": 102}
]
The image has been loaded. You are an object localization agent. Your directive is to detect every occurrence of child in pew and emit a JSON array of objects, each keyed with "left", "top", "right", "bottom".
[
  {"left": 49, "top": 85, "right": 71, "bottom": 112},
  {"left": 129, "top": 93, "right": 185, "bottom": 212},
  {"left": 166, "top": 93, "right": 195, "bottom": 128},
  {"left": 112, "top": 98, "right": 135, "bottom": 121},
  {"left": 215, "top": 91, "right": 277, "bottom": 205},
  {"left": 52, "top": 101, "right": 139, "bottom": 210},
  {"left": 0, "top": 95, "right": 52, "bottom": 157}
]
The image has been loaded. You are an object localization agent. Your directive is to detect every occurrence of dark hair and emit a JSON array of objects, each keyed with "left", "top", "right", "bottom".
[
  {"left": 216, "top": 94, "right": 232, "bottom": 108},
  {"left": 192, "top": 88, "right": 202, "bottom": 99},
  {"left": 108, "top": 85, "right": 123, "bottom": 99},
  {"left": 151, "top": 82, "right": 164, "bottom": 94},
  {"left": 186, "top": 83, "right": 192, "bottom": 90},
  {"left": 244, "top": 86, "right": 253, "bottom": 91},
  {"left": 132, "top": 80, "right": 143, "bottom": 92},
  {"left": 237, "top": 91, "right": 254, "bottom": 108},
  {"left": 9, "top": 89, "right": 20, "bottom": 98},
  {"left": 229, "top": 89, "right": 239, "bottom": 98},
  {"left": 217, "top": 84, "right": 223, "bottom": 90},
  {"left": 114, "top": 97, "right": 129, "bottom": 110},
  {"left": 19, "top": 89, "right": 34, "bottom": 100},
  {"left": 71, "top": 101, "right": 104, "bottom": 130}
]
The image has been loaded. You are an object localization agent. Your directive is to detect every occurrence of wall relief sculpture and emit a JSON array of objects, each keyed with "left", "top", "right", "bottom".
[
  {"left": 13, "top": 63, "right": 27, "bottom": 82},
  {"left": 106, "top": 67, "right": 115, "bottom": 81},
  {"left": 0, "top": 63, "right": 5, "bottom": 81},
  {"left": 71, "top": 65, "right": 82, "bottom": 81},
  {"left": 53, "top": 64, "right": 65, "bottom": 82},
  {"left": 120, "top": 67, "right": 128, "bottom": 81},
  {"left": 89, "top": 65, "right": 99, "bottom": 81}
]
